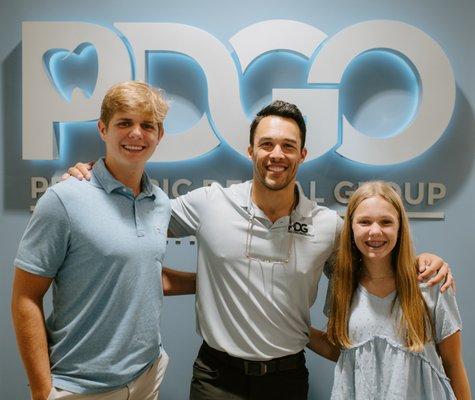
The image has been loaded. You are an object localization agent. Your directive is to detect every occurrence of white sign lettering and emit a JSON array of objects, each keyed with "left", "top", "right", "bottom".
[{"left": 22, "top": 20, "right": 455, "bottom": 165}]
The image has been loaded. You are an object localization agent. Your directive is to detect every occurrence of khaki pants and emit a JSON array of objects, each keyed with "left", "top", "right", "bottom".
[{"left": 48, "top": 351, "right": 169, "bottom": 400}]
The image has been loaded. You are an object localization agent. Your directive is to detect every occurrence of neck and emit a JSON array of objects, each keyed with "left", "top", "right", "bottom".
[
  {"left": 104, "top": 158, "right": 144, "bottom": 196},
  {"left": 362, "top": 257, "right": 394, "bottom": 279},
  {"left": 251, "top": 179, "right": 297, "bottom": 223}
]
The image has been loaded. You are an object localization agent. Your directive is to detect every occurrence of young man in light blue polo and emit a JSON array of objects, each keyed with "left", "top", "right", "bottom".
[{"left": 11, "top": 81, "right": 188, "bottom": 400}]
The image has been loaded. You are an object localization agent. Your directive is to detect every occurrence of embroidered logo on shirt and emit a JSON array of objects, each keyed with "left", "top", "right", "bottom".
[{"left": 288, "top": 220, "right": 314, "bottom": 236}]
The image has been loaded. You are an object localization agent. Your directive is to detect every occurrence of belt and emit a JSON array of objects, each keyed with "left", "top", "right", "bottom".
[{"left": 201, "top": 341, "right": 305, "bottom": 376}]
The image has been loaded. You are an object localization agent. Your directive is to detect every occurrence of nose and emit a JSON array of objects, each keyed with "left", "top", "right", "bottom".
[
  {"left": 369, "top": 222, "right": 382, "bottom": 236},
  {"left": 269, "top": 145, "right": 285, "bottom": 160},
  {"left": 128, "top": 123, "right": 143, "bottom": 139}
]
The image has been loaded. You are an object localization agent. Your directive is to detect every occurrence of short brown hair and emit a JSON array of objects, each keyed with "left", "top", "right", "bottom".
[
  {"left": 249, "top": 100, "right": 306, "bottom": 149},
  {"left": 100, "top": 81, "right": 168, "bottom": 128}
]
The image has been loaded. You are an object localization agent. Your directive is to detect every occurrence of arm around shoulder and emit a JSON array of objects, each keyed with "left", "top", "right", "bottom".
[{"left": 416, "top": 252, "right": 453, "bottom": 292}]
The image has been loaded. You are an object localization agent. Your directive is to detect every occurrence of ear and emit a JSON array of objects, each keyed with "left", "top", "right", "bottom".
[
  {"left": 157, "top": 123, "right": 165, "bottom": 144},
  {"left": 247, "top": 144, "right": 254, "bottom": 160},
  {"left": 98, "top": 120, "right": 107, "bottom": 141},
  {"left": 299, "top": 147, "right": 308, "bottom": 164}
]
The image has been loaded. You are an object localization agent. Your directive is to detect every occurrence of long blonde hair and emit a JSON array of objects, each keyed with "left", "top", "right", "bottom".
[{"left": 327, "top": 181, "right": 433, "bottom": 352}]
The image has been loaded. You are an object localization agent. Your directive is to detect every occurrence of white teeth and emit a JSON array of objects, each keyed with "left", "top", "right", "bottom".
[
  {"left": 366, "top": 241, "right": 386, "bottom": 248},
  {"left": 267, "top": 165, "right": 285, "bottom": 172},
  {"left": 123, "top": 145, "right": 144, "bottom": 151}
]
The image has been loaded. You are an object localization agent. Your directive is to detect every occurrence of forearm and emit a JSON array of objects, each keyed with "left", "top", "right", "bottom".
[
  {"left": 12, "top": 297, "right": 51, "bottom": 399},
  {"left": 162, "top": 267, "right": 196, "bottom": 295},
  {"left": 306, "top": 326, "right": 340, "bottom": 362},
  {"left": 438, "top": 331, "right": 471, "bottom": 399},
  {"left": 444, "top": 360, "right": 471, "bottom": 400}
]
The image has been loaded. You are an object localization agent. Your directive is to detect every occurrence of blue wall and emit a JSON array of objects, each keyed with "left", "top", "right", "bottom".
[{"left": 1, "top": 0, "right": 474, "bottom": 399}]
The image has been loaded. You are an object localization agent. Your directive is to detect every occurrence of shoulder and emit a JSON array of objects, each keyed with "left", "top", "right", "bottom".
[
  {"left": 172, "top": 181, "right": 233, "bottom": 207},
  {"left": 49, "top": 177, "right": 93, "bottom": 201},
  {"left": 224, "top": 180, "right": 250, "bottom": 202},
  {"left": 312, "top": 203, "right": 342, "bottom": 231},
  {"left": 35, "top": 180, "right": 87, "bottom": 213},
  {"left": 316, "top": 204, "right": 340, "bottom": 219},
  {"left": 32, "top": 186, "right": 65, "bottom": 218},
  {"left": 419, "top": 280, "right": 456, "bottom": 311},
  {"left": 299, "top": 191, "right": 340, "bottom": 221},
  {"left": 151, "top": 184, "right": 170, "bottom": 205}
]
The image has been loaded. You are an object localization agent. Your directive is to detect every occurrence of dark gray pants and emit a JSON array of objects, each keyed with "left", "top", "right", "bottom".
[{"left": 189, "top": 342, "right": 309, "bottom": 400}]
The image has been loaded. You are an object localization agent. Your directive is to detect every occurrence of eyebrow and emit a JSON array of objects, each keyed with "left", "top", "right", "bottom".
[
  {"left": 116, "top": 118, "right": 155, "bottom": 124},
  {"left": 257, "top": 137, "right": 298, "bottom": 144},
  {"left": 355, "top": 214, "right": 397, "bottom": 219}
]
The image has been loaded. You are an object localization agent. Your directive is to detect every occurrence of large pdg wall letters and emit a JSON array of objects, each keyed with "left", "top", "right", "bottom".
[{"left": 23, "top": 20, "right": 455, "bottom": 165}]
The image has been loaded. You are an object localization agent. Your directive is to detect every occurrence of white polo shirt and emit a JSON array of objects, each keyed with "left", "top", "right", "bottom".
[{"left": 170, "top": 181, "right": 342, "bottom": 360}]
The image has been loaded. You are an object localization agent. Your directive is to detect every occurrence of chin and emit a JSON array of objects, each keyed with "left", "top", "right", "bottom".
[
  {"left": 365, "top": 252, "right": 392, "bottom": 261},
  {"left": 264, "top": 177, "right": 293, "bottom": 190},
  {"left": 264, "top": 182, "right": 288, "bottom": 191}
]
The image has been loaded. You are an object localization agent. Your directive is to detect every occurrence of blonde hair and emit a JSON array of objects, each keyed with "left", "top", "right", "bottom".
[
  {"left": 327, "top": 181, "right": 433, "bottom": 352},
  {"left": 100, "top": 81, "right": 168, "bottom": 128}
]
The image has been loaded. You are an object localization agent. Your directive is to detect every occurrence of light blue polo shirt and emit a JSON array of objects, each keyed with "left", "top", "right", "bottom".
[{"left": 15, "top": 159, "right": 171, "bottom": 394}]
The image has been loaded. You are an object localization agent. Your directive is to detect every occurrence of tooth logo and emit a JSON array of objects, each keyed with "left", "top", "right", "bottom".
[{"left": 43, "top": 42, "right": 98, "bottom": 101}]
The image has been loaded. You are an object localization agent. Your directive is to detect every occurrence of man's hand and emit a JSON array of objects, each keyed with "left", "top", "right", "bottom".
[
  {"left": 61, "top": 161, "right": 94, "bottom": 181},
  {"left": 306, "top": 327, "right": 339, "bottom": 362},
  {"left": 417, "top": 253, "right": 454, "bottom": 292}
]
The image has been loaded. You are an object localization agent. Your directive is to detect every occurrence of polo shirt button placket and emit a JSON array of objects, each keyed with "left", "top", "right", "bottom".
[{"left": 134, "top": 198, "right": 145, "bottom": 237}]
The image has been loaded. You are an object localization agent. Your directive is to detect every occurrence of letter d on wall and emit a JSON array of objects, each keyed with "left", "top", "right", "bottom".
[{"left": 22, "top": 22, "right": 131, "bottom": 160}]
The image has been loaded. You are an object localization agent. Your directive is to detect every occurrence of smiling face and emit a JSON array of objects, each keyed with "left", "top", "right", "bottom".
[
  {"left": 351, "top": 195, "right": 400, "bottom": 266},
  {"left": 99, "top": 111, "right": 163, "bottom": 173},
  {"left": 248, "top": 115, "right": 307, "bottom": 192}
]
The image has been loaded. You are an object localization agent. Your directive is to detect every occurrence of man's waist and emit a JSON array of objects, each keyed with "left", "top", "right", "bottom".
[
  {"left": 50, "top": 348, "right": 163, "bottom": 392},
  {"left": 200, "top": 341, "right": 306, "bottom": 376}
]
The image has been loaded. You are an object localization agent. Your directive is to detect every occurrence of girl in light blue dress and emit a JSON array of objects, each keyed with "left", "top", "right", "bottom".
[{"left": 316, "top": 181, "right": 471, "bottom": 399}]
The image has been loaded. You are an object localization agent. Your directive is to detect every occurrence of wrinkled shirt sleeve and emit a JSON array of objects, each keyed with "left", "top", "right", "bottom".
[
  {"left": 15, "top": 188, "right": 70, "bottom": 277},
  {"left": 169, "top": 186, "right": 209, "bottom": 237}
]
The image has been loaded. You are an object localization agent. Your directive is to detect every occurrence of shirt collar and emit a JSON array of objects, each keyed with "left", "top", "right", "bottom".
[
  {"left": 234, "top": 180, "right": 314, "bottom": 218},
  {"left": 91, "top": 158, "right": 155, "bottom": 198}
]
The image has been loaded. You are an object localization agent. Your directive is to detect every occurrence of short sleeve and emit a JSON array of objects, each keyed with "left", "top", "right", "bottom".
[
  {"left": 421, "top": 283, "right": 462, "bottom": 343},
  {"left": 434, "top": 286, "right": 462, "bottom": 343},
  {"left": 169, "top": 186, "right": 209, "bottom": 237},
  {"left": 14, "top": 188, "right": 71, "bottom": 277}
]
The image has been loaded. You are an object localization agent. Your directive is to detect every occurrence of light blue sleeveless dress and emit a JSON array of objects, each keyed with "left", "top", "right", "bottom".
[{"left": 330, "top": 282, "right": 462, "bottom": 400}]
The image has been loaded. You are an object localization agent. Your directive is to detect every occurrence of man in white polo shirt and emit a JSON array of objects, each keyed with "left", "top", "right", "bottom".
[{"left": 67, "top": 100, "right": 450, "bottom": 400}]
